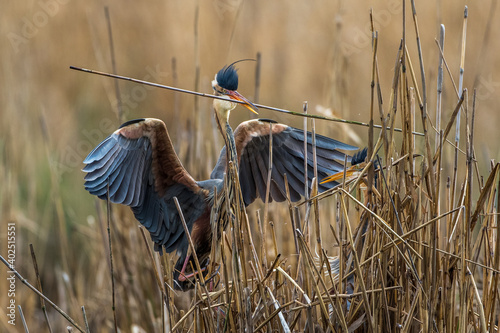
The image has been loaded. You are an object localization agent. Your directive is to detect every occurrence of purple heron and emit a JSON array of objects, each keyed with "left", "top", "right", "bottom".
[{"left": 83, "top": 64, "right": 357, "bottom": 290}]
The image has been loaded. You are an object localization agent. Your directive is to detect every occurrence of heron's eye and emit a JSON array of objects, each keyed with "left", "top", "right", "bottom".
[{"left": 213, "top": 84, "right": 226, "bottom": 95}]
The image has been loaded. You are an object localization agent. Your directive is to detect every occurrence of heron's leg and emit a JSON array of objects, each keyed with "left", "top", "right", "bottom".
[
  {"left": 177, "top": 253, "right": 208, "bottom": 282},
  {"left": 177, "top": 254, "right": 192, "bottom": 282}
]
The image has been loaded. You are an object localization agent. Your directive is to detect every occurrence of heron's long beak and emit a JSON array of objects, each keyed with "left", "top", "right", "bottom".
[
  {"left": 320, "top": 170, "right": 354, "bottom": 184},
  {"left": 320, "top": 163, "right": 367, "bottom": 184},
  {"left": 226, "top": 90, "right": 259, "bottom": 114}
]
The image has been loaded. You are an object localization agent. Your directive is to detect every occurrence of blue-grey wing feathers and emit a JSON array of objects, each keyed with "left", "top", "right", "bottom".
[
  {"left": 211, "top": 120, "right": 357, "bottom": 206},
  {"left": 83, "top": 121, "right": 206, "bottom": 254}
]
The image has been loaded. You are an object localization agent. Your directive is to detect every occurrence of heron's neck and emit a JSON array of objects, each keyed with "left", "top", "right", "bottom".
[
  {"left": 214, "top": 111, "right": 238, "bottom": 168},
  {"left": 213, "top": 98, "right": 233, "bottom": 122},
  {"left": 224, "top": 122, "right": 237, "bottom": 162}
]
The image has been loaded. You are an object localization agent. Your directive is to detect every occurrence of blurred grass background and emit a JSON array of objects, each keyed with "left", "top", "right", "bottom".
[{"left": 1, "top": 0, "right": 499, "bottom": 331}]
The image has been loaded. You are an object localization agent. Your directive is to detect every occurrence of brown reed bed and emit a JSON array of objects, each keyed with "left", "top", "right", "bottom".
[{"left": 1, "top": 2, "right": 500, "bottom": 332}]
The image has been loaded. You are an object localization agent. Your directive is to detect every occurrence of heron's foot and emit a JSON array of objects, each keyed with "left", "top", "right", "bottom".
[{"left": 173, "top": 256, "right": 211, "bottom": 291}]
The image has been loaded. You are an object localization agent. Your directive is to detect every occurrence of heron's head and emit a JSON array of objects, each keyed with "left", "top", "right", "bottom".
[{"left": 212, "top": 64, "right": 258, "bottom": 122}]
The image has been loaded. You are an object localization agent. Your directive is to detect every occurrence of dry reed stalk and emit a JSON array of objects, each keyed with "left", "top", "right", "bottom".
[
  {"left": 435, "top": 24, "right": 445, "bottom": 153},
  {"left": 368, "top": 14, "right": 376, "bottom": 206},
  {"left": 104, "top": 6, "right": 123, "bottom": 124},
  {"left": 455, "top": 6, "right": 468, "bottom": 144},
  {"left": 488, "top": 177, "right": 500, "bottom": 330},
  {"left": 191, "top": 0, "right": 201, "bottom": 172},
  {"left": 81, "top": 306, "right": 90, "bottom": 333},
  {"left": 256, "top": 210, "right": 268, "bottom": 270},
  {"left": 105, "top": 185, "right": 118, "bottom": 333},
  {"left": 303, "top": 101, "right": 309, "bottom": 202},
  {"left": 29, "top": 244, "right": 53, "bottom": 332},
  {"left": 284, "top": 174, "right": 300, "bottom": 254},
  {"left": 18, "top": 305, "right": 29, "bottom": 332},
  {"left": 263, "top": 122, "right": 273, "bottom": 227},
  {"left": 254, "top": 52, "right": 261, "bottom": 105},
  {"left": 311, "top": 119, "right": 320, "bottom": 249}
]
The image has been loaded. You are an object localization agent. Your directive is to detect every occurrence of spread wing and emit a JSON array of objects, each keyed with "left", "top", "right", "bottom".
[
  {"left": 83, "top": 118, "right": 207, "bottom": 253},
  {"left": 211, "top": 119, "right": 358, "bottom": 205}
]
